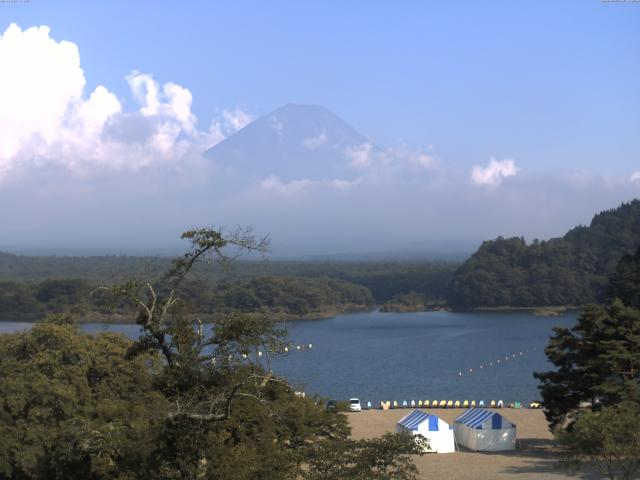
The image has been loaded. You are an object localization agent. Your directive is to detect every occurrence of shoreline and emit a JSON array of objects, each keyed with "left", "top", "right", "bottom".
[
  {"left": 0, "top": 304, "right": 584, "bottom": 324},
  {"left": 378, "top": 304, "right": 582, "bottom": 315},
  {"left": 0, "top": 304, "right": 377, "bottom": 325}
]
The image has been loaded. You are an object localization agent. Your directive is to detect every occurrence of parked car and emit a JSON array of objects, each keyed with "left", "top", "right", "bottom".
[
  {"left": 326, "top": 400, "right": 338, "bottom": 413},
  {"left": 349, "top": 398, "right": 362, "bottom": 412}
]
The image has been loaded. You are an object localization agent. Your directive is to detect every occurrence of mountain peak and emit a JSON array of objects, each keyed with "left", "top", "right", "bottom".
[{"left": 205, "top": 104, "right": 371, "bottom": 182}]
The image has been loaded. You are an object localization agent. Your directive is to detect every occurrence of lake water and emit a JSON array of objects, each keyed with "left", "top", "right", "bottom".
[{"left": 0, "top": 310, "right": 577, "bottom": 405}]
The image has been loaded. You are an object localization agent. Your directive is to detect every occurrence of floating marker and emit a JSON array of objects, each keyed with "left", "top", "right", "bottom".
[{"left": 258, "top": 351, "right": 263, "bottom": 357}]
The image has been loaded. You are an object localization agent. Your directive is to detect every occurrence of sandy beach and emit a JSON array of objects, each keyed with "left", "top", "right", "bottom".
[{"left": 347, "top": 409, "right": 601, "bottom": 480}]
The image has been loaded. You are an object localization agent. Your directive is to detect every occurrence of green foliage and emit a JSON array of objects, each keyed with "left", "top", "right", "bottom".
[
  {"left": 185, "top": 276, "right": 375, "bottom": 317},
  {"left": 0, "top": 251, "right": 458, "bottom": 307},
  {"left": 380, "top": 291, "right": 426, "bottom": 312},
  {"left": 557, "top": 402, "right": 640, "bottom": 480},
  {"left": 0, "top": 275, "right": 374, "bottom": 322},
  {"left": 449, "top": 200, "right": 640, "bottom": 308},
  {"left": 0, "top": 226, "right": 412, "bottom": 480},
  {"left": 534, "top": 300, "right": 640, "bottom": 428},
  {"left": 609, "top": 246, "right": 640, "bottom": 308},
  {"left": 0, "top": 319, "right": 167, "bottom": 479},
  {"left": 302, "top": 432, "right": 424, "bottom": 480}
]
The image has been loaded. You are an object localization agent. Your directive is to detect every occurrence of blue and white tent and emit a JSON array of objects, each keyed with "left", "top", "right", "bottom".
[
  {"left": 454, "top": 408, "right": 516, "bottom": 451},
  {"left": 395, "top": 409, "right": 455, "bottom": 453}
]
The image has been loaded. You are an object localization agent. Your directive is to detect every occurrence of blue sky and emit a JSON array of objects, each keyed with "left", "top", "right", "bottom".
[
  {"left": 6, "top": 0, "right": 639, "bottom": 171},
  {"left": 1, "top": 1, "right": 639, "bottom": 254}
]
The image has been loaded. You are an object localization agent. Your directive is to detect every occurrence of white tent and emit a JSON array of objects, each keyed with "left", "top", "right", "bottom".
[
  {"left": 395, "top": 409, "right": 455, "bottom": 453},
  {"left": 454, "top": 408, "right": 516, "bottom": 451}
]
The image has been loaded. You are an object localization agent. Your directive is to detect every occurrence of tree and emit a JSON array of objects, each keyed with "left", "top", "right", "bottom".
[
  {"left": 0, "top": 314, "right": 168, "bottom": 479},
  {"left": 302, "top": 432, "right": 424, "bottom": 480},
  {"left": 609, "top": 246, "right": 640, "bottom": 308},
  {"left": 557, "top": 402, "right": 640, "bottom": 480},
  {"left": 95, "top": 226, "right": 420, "bottom": 479},
  {"left": 0, "top": 227, "right": 421, "bottom": 479},
  {"left": 448, "top": 200, "right": 640, "bottom": 308},
  {"left": 534, "top": 300, "right": 640, "bottom": 429}
]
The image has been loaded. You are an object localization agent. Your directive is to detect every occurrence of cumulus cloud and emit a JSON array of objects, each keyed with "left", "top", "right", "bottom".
[
  {"left": 0, "top": 23, "right": 251, "bottom": 181},
  {"left": 631, "top": 171, "right": 640, "bottom": 185},
  {"left": 301, "top": 131, "right": 328, "bottom": 150},
  {"left": 471, "top": 158, "right": 519, "bottom": 186}
]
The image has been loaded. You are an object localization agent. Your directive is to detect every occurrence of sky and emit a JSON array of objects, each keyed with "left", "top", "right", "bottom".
[{"left": 1, "top": 1, "right": 639, "bottom": 256}]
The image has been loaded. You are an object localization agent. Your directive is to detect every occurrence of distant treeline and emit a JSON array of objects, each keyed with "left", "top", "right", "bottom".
[
  {"left": 0, "top": 276, "right": 377, "bottom": 321},
  {"left": 0, "top": 253, "right": 458, "bottom": 320},
  {"left": 448, "top": 200, "right": 640, "bottom": 308},
  {"left": 4, "top": 199, "right": 640, "bottom": 316}
]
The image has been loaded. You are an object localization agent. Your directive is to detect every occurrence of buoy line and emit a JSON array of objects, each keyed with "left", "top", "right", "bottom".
[
  {"left": 241, "top": 343, "right": 314, "bottom": 358},
  {"left": 456, "top": 346, "right": 538, "bottom": 377}
]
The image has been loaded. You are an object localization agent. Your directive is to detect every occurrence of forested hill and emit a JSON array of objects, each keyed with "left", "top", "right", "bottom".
[{"left": 448, "top": 200, "right": 640, "bottom": 309}]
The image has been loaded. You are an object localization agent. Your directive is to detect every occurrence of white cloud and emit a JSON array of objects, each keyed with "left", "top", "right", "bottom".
[
  {"left": 344, "top": 143, "right": 374, "bottom": 168},
  {"left": 222, "top": 107, "right": 253, "bottom": 133},
  {"left": 631, "top": 171, "right": 640, "bottom": 186},
  {"left": 259, "top": 175, "right": 312, "bottom": 195},
  {"left": 0, "top": 23, "right": 251, "bottom": 181},
  {"left": 259, "top": 175, "right": 359, "bottom": 195},
  {"left": 269, "top": 115, "right": 284, "bottom": 135},
  {"left": 407, "top": 151, "right": 436, "bottom": 170},
  {"left": 471, "top": 158, "right": 519, "bottom": 186},
  {"left": 330, "top": 178, "right": 360, "bottom": 189},
  {"left": 302, "top": 131, "right": 328, "bottom": 150},
  {"left": 341, "top": 143, "right": 438, "bottom": 182}
]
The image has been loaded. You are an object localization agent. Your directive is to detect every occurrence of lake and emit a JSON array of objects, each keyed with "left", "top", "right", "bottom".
[{"left": 0, "top": 310, "right": 577, "bottom": 405}]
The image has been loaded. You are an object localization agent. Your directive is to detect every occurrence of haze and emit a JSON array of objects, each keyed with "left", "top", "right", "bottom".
[{"left": 1, "top": 1, "right": 639, "bottom": 257}]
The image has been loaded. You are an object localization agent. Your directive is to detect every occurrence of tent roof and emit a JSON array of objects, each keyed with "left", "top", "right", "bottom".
[
  {"left": 397, "top": 409, "right": 445, "bottom": 431},
  {"left": 455, "top": 408, "right": 515, "bottom": 430}
]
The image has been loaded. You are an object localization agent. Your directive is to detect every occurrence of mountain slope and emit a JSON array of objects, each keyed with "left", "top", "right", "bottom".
[
  {"left": 205, "top": 103, "right": 374, "bottom": 181},
  {"left": 447, "top": 200, "right": 640, "bottom": 308}
]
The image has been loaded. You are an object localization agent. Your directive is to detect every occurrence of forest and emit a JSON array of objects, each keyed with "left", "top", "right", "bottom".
[
  {"left": 3, "top": 199, "right": 640, "bottom": 318},
  {"left": 448, "top": 200, "right": 640, "bottom": 309},
  {"left": 0, "top": 255, "right": 456, "bottom": 321}
]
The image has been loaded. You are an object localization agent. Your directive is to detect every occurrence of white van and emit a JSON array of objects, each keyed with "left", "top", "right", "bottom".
[{"left": 349, "top": 398, "right": 362, "bottom": 412}]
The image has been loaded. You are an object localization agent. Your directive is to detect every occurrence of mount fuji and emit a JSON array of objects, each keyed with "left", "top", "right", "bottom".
[{"left": 205, "top": 103, "right": 378, "bottom": 182}]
